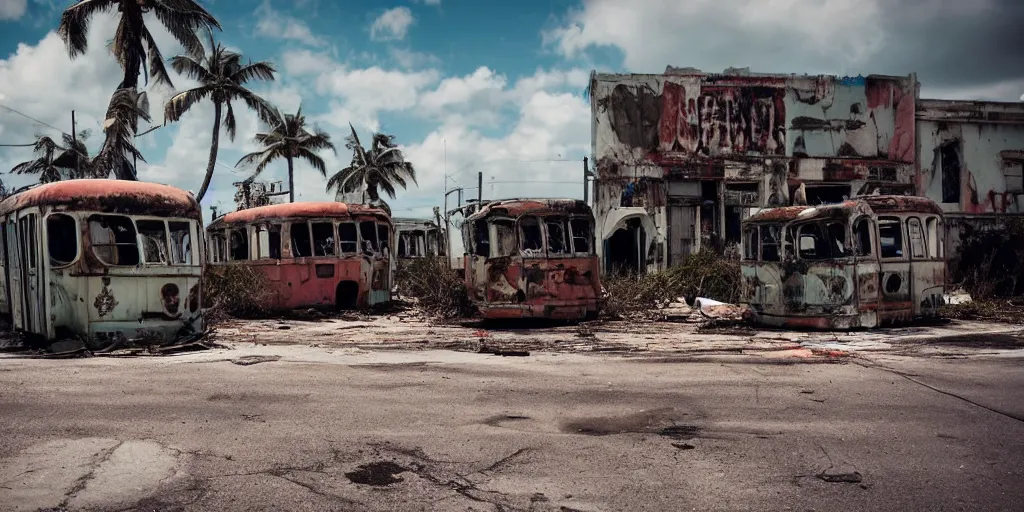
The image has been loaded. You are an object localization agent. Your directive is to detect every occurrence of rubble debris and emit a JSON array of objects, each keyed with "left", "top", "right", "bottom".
[
  {"left": 230, "top": 355, "right": 282, "bottom": 366},
  {"left": 694, "top": 298, "right": 746, "bottom": 321},
  {"left": 660, "top": 297, "right": 696, "bottom": 322},
  {"left": 345, "top": 461, "right": 408, "bottom": 486},
  {"left": 943, "top": 290, "right": 973, "bottom": 305}
]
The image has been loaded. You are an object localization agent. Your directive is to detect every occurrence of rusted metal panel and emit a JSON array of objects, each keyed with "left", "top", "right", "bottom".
[
  {"left": 211, "top": 201, "right": 389, "bottom": 227},
  {"left": 463, "top": 198, "right": 602, "bottom": 320},
  {"left": 740, "top": 195, "right": 944, "bottom": 329}
]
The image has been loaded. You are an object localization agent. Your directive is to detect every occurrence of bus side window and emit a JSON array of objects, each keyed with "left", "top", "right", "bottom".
[
  {"left": 47, "top": 214, "right": 78, "bottom": 267},
  {"left": 359, "top": 221, "right": 378, "bottom": 254},
  {"left": 229, "top": 228, "right": 249, "bottom": 261},
  {"left": 291, "top": 222, "right": 312, "bottom": 258},
  {"left": 492, "top": 220, "right": 516, "bottom": 257},
  {"left": 925, "top": 217, "right": 939, "bottom": 259},
  {"left": 742, "top": 226, "right": 757, "bottom": 261},
  {"left": 338, "top": 222, "right": 358, "bottom": 254},
  {"left": 854, "top": 218, "right": 873, "bottom": 257},
  {"left": 312, "top": 222, "right": 336, "bottom": 256},
  {"left": 377, "top": 224, "right": 390, "bottom": 254},
  {"left": 878, "top": 217, "right": 903, "bottom": 259},
  {"left": 473, "top": 219, "right": 489, "bottom": 256}
]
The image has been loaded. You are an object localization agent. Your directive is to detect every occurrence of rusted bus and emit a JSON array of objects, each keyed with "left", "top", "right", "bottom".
[
  {"left": 741, "top": 195, "right": 945, "bottom": 329},
  {"left": 462, "top": 199, "right": 603, "bottom": 320},
  {"left": 0, "top": 180, "right": 205, "bottom": 348},
  {"left": 206, "top": 202, "right": 393, "bottom": 310},
  {"left": 394, "top": 218, "right": 446, "bottom": 259}
]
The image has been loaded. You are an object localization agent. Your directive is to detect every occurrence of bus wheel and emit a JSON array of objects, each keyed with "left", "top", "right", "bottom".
[{"left": 336, "top": 281, "right": 359, "bottom": 310}]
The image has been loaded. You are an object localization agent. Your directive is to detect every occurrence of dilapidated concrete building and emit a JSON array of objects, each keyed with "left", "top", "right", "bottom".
[{"left": 589, "top": 67, "right": 1024, "bottom": 273}]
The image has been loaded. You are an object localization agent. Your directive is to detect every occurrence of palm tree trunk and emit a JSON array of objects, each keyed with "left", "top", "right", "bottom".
[
  {"left": 195, "top": 102, "right": 222, "bottom": 203},
  {"left": 287, "top": 157, "right": 295, "bottom": 203}
]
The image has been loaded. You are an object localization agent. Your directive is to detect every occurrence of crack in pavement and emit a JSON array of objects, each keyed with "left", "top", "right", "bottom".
[
  {"left": 58, "top": 440, "right": 124, "bottom": 508},
  {"left": 855, "top": 359, "right": 1024, "bottom": 423}
]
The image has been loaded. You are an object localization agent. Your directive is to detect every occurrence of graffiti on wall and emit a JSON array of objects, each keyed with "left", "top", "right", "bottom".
[{"left": 660, "top": 82, "right": 786, "bottom": 156}]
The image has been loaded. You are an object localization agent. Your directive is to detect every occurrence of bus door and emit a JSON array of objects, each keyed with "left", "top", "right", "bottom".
[{"left": 16, "top": 213, "right": 45, "bottom": 335}]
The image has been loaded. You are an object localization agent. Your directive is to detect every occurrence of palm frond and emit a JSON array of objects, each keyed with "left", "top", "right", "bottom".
[
  {"left": 57, "top": 0, "right": 116, "bottom": 57},
  {"left": 164, "top": 86, "right": 214, "bottom": 122},
  {"left": 230, "top": 61, "right": 277, "bottom": 84},
  {"left": 142, "top": 27, "right": 173, "bottom": 87},
  {"left": 169, "top": 55, "right": 215, "bottom": 83},
  {"left": 222, "top": 101, "right": 237, "bottom": 141},
  {"left": 150, "top": 0, "right": 221, "bottom": 59},
  {"left": 295, "top": 147, "right": 327, "bottom": 177}
]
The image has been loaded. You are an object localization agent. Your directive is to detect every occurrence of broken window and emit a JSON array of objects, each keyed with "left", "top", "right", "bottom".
[
  {"left": 925, "top": 217, "right": 940, "bottom": 259},
  {"left": 742, "top": 226, "right": 757, "bottom": 261},
  {"left": 339, "top": 222, "right": 358, "bottom": 254},
  {"left": 854, "top": 218, "right": 873, "bottom": 257},
  {"left": 492, "top": 219, "right": 516, "bottom": 257},
  {"left": 47, "top": 214, "right": 77, "bottom": 267},
  {"left": 473, "top": 219, "right": 489, "bottom": 256},
  {"left": 907, "top": 217, "right": 926, "bottom": 259},
  {"left": 88, "top": 215, "right": 139, "bottom": 266},
  {"left": 825, "top": 222, "right": 848, "bottom": 258},
  {"left": 256, "top": 224, "right": 282, "bottom": 260},
  {"left": 940, "top": 142, "right": 961, "bottom": 203},
  {"left": 359, "top": 221, "right": 378, "bottom": 254},
  {"left": 291, "top": 222, "right": 312, "bottom": 258},
  {"left": 426, "top": 231, "right": 437, "bottom": 257},
  {"left": 878, "top": 217, "right": 903, "bottom": 259},
  {"left": 377, "top": 224, "right": 390, "bottom": 255},
  {"left": 546, "top": 218, "right": 568, "bottom": 255},
  {"left": 797, "top": 224, "right": 831, "bottom": 260},
  {"left": 760, "top": 224, "right": 781, "bottom": 262},
  {"left": 1003, "top": 159, "right": 1023, "bottom": 193},
  {"left": 312, "top": 222, "right": 336, "bottom": 256},
  {"left": 569, "top": 218, "right": 591, "bottom": 254},
  {"left": 229, "top": 228, "right": 249, "bottom": 261},
  {"left": 209, "top": 230, "right": 227, "bottom": 263},
  {"left": 398, "top": 233, "right": 410, "bottom": 257},
  {"left": 137, "top": 220, "right": 169, "bottom": 264},
  {"left": 169, "top": 221, "right": 193, "bottom": 265},
  {"left": 519, "top": 217, "right": 543, "bottom": 255}
]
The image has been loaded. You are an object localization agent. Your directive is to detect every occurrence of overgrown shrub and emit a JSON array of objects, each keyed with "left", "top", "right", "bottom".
[
  {"left": 602, "top": 250, "right": 741, "bottom": 318},
  {"left": 395, "top": 257, "right": 475, "bottom": 318},
  {"left": 951, "top": 218, "right": 1024, "bottom": 298},
  {"left": 202, "top": 265, "right": 274, "bottom": 322}
]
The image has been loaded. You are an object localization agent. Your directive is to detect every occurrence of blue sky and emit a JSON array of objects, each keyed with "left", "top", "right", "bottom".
[{"left": 1, "top": 0, "right": 1020, "bottom": 221}]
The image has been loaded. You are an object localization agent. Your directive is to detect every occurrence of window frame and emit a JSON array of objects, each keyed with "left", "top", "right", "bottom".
[
  {"left": 311, "top": 221, "right": 338, "bottom": 257},
  {"left": 490, "top": 218, "right": 517, "bottom": 258},
  {"left": 338, "top": 221, "right": 359, "bottom": 255},
  {"left": 544, "top": 216, "right": 570, "bottom": 257},
  {"left": 517, "top": 215, "right": 544, "bottom": 257},
  {"left": 877, "top": 216, "right": 905, "bottom": 260},
  {"left": 906, "top": 216, "right": 927, "bottom": 261},
  {"left": 228, "top": 226, "right": 250, "bottom": 262},
  {"left": 136, "top": 218, "right": 171, "bottom": 265},
  {"left": 87, "top": 214, "right": 141, "bottom": 267},
  {"left": 45, "top": 213, "right": 79, "bottom": 269},
  {"left": 568, "top": 216, "right": 593, "bottom": 256},
  {"left": 853, "top": 216, "right": 874, "bottom": 258}
]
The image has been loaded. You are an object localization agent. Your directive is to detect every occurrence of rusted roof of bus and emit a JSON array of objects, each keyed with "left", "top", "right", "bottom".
[
  {"left": 0, "top": 179, "right": 200, "bottom": 219},
  {"left": 745, "top": 195, "right": 942, "bottom": 223},
  {"left": 210, "top": 201, "right": 389, "bottom": 227},
  {"left": 467, "top": 198, "right": 591, "bottom": 221}
]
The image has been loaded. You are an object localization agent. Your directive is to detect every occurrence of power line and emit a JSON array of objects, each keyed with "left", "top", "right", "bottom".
[
  {"left": 0, "top": 103, "right": 68, "bottom": 136},
  {"left": 0, "top": 142, "right": 37, "bottom": 147}
]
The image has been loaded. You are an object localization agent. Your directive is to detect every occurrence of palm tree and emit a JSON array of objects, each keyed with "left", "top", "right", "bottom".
[
  {"left": 164, "top": 32, "right": 277, "bottom": 203},
  {"left": 10, "top": 133, "right": 92, "bottom": 183},
  {"left": 236, "top": 106, "right": 336, "bottom": 203},
  {"left": 93, "top": 88, "right": 152, "bottom": 180},
  {"left": 327, "top": 124, "right": 417, "bottom": 212},
  {"left": 57, "top": 0, "right": 221, "bottom": 91}
]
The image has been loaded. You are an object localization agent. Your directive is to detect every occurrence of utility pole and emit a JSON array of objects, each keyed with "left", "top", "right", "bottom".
[
  {"left": 583, "top": 156, "right": 591, "bottom": 204},
  {"left": 477, "top": 171, "right": 482, "bottom": 212},
  {"left": 71, "top": 110, "right": 78, "bottom": 178}
]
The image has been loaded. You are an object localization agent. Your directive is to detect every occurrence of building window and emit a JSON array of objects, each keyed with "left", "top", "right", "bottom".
[
  {"left": 1003, "top": 158, "right": 1023, "bottom": 194},
  {"left": 940, "top": 142, "right": 961, "bottom": 203},
  {"left": 47, "top": 214, "right": 78, "bottom": 267}
]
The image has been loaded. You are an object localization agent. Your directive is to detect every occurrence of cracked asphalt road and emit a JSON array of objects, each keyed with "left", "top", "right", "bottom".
[{"left": 1, "top": 342, "right": 1023, "bottom": 511}]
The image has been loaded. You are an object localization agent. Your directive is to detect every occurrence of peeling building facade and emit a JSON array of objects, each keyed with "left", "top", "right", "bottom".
[
  {"left": 591, "top": 67, "right": 1024, "bottom": 273},
  {"left": 915, "top": 100, "right": 1024, "bottom": 256}
]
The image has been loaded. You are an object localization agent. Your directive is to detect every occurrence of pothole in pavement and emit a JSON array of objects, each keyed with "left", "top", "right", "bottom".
[
  {"left": 561, "top": 407, "right": 700, "bottom": 439},
  {"left": 344, "top": 461, "right": 409, "bottom": 486}
]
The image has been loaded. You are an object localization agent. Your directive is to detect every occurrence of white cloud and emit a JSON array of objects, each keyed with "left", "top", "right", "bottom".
[
  {"left": 313, "top": 65, "right": 440, "bottom": 131},
  {"left": 0, "top": 0, "right": 26, "bottom": 20},
  {"left": 389, "top": 47, "right": 440, "bottom": 69},
  {"left": 254, "top": 0, "right": 325, "bottom": 47},
  {"left": 280, "top": 49, "right": 337, "bottom": 76},
  {"left": 412, "top": 0, "right": 442, "bottom": 6},
  {"left": 370, "top": 7, "right": 415, "bottom": 42}
]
